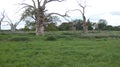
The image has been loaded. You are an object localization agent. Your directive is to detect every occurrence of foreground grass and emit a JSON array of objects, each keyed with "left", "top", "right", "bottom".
[{"left": 0, "top": 31, "right": 120, "bottom": 67}]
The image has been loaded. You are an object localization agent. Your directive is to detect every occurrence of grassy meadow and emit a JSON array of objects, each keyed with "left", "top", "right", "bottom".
[{"left": 0, "top": 31, "right": 120, "bottom": 67}]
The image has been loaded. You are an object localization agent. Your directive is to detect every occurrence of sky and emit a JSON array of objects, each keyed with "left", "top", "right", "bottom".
[{"left": 0, "top": 0, "right": 120, "bottom": 30}]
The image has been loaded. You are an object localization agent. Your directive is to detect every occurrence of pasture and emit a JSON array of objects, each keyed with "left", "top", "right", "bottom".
[{"left": 0, "top": 31, "right": 120, "bottom": 67}]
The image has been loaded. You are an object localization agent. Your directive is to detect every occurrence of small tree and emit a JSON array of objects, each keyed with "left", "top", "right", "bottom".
[
  {"left": 98, "top": 19, "right": 107, "bottom": 31},
  {"left": 24, "top": 20, "right": 35, "bottom": 31},
  {"left": 87, "top": 19, "right": 93, "bottom": 30},
  {"left": 45, "top": 23, "right": 58, "bottom": 31},
  {"left": 75, "top": 19, "right": 83, "bottom": 30}
]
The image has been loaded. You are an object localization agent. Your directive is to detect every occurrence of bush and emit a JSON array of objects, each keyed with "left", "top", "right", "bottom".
[
  {"left": 45, "top": 35, "right": 57, "bottom": 41},
  {"left": 62, "top": 32, "right": 74, "bottom": 35},
  {"left": 27, "top": 33, "right": 35, "bottom": 35}
]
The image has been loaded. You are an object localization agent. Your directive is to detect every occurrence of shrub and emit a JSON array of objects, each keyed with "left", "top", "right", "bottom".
[
  {"left": 62, "top": 32, "right": 74, "bottom": 35},
  {"left": 45, "top": 35, "right": 57, "bottom": 41},
  {"left": 27, "top": 33, "right": 35, "bottom": 35}
]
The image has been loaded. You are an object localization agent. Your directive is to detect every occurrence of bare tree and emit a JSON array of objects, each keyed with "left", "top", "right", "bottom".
[
  {"left": 68, "top": 0, "right": 88, "bottom": 33},
  {"left": 0, "top": 11, "right": 5, "bottom": 31},
  {"left": 5, "top": 15, "right": 21, "bottom": 32},
  {"left": 76, "top": 0, "right": 88, "bottom": 33},
  {"left": 20, "top": 0, "right": 67, "bottom": 36}
]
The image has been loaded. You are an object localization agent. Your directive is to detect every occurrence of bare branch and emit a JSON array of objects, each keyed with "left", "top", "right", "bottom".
[
  {"left": 0, "top": 10, "right": 5, "bottom": 30},
  {"left": 67, "top": 9, "right": 83, "bottom": 15},
  {"left": 0, "top": 11, "right": 5, "bottom": 22},
  {"left": 37, "top": 0, "right": 40, "bottom": 8},
  {"left": 46, "top": 12, "right": 68, "bottom": 18},
  {"left": 46, "top": 12, "right": 70, "bottom": 22},
  {"left": 31, "top": 15, "right": 36, "bottom": 20},
  {"left": 19, "top": 3, "right": 34, "bottom": 8},
  {"left": 42, "top": 0, "right": 65, "bottom": 9},
  {"left": 32, "top": 0, "right": 36, "bottom": 8},
  {"left": 76, "top": 0, "right": 87, "bottom": 8},
  {"left": 42, "top": 0, "right": 47, "bottom": 9},
  {"left": 47, "top": 0, "right": 65, "bottom": 2},
  {"left": 47, "top": 13, "right": 64, "bottom": 17},
  {"left": 5, "top": 15, "right": 12, "bottom": 25},
  {"left": 15, "top": 20, "right": 22, "bottom": 26}
]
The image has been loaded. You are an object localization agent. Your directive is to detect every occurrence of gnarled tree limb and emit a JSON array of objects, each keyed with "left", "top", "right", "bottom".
[
  {"left": 19, "top": 3, "right": 34, "bottom": 8},
  {"left": 32, "top": 0, "right": 36, "bottom": 9},
  {"left": 47, "top": 0, "right": 65, "bottom": 2}
]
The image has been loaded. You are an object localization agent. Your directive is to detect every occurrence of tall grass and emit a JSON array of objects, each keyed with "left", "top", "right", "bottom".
[{"left": 0, "top": 31, "right": 120, "bottom": 67}]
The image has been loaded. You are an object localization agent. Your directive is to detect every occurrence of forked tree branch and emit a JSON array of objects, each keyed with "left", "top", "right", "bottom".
[
  {"left": 4, "top": 14, "right": 21, "bottom": 26},
  {"left": 32, "top": 0, "right": 36, "bottom": 9},
  {"left": 42, "top": 0, "right": 65, "bottom": 10},
  {"left": 0, "top": 10, "right": 5, "bottom": 22},
  {"left": 37, "top": 0, "right": 41, "bottom": 9},
  {"left": 19, "top": 3, "right": 34, "bottom": 8},
  {"left": 42, "top": 0, "right": 47, "bottom": 9},
  {"left": 46, "top": 12, "right": 70, "bottom": 22},
  {"left": 15, "top": 20, "right": 22, "bottom": 26},
  {"left": 67, "top": 9, "right": 83, "bottom": 15},
  {"left": 47, "top": 13, "right": 66, "bottom": 17}
]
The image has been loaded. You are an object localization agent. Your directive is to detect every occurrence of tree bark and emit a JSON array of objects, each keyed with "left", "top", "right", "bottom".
[
  {"left": 83, "top": 23, "right": 88, "bottom": 33},
  {"left": 11, "top": 26, "right": 16, "bottom": 32},
  {"left": 82, "top": 10, "right": 88, "bottom": 33},
  {"left": 10, "top": 24, "right": 17, "bottom": 33},
  {"left": 35, "top": 8, "right": 45, "bottom": 36},
  {"left": 35, "top": 23, "right": 44, "bottom": 36}
]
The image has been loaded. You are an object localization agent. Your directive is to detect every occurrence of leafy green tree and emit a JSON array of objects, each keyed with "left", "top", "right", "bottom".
[
  {"left": 106, "top": 25, "right": 113, "bottom": 30},
  {"left": 24, "top": 20, "right": 35, "bottom": 31},
  {"left": 72, "top": 19, "right": 83, "bottom": 30},
  {"left": 59, "top": 22, "right": 71, "bottom": 31},
  {"left": 113, "top": 26, "right": 120, "bottom": 31},
  {"left": 87, "top": 19, "right": 93, "bottom": 30},
  {"left": 98, "top": 19, "right": 107, "bottom": 31},
  {"left": 45, "top": 23, "right": 58, "bottom": 31}
]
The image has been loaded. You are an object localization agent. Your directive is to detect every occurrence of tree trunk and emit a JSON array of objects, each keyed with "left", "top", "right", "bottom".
[
  {"left": 35, "top": 23, "right": 44, "bottom": 36},
  {"left": 11, "top": 25, "right": 16, "bottom": 33},
  {"left": 35, "top": 8, "right": 45, "bottom": 36},
  {"left": 0, "top": 22, "right": 1, "bottom": 31},
  {"left": 82, "top": 14, "right": 88, "bottom": 33},
  {"left": 83, "top": 22, "right": 88, "bottom": 33}
]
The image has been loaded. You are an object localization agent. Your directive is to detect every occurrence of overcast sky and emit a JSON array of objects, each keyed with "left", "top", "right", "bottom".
[{"left": 0, "top": 0, "right": 120, "bottom": 29}]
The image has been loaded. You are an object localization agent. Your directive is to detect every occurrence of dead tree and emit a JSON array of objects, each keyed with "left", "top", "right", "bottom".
[
  {"left": 68, "top": 0, "right": 88, "bottom": 33},
  {"left": 20, "top": 0, "right": 67, "bottom": 36},
  {"left": 76, "top": 0, "right": 88, "bottom": 33},
  {"left": 5, "top": 15, "right": 21, "bottom": 32},
  {"left": 0, "top": 11, "right": 5, "bottom": 31}
]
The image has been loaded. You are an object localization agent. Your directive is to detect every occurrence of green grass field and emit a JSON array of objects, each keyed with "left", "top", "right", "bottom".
[{"left": 0, "top": 31, "right": 120, "bottom": 67}]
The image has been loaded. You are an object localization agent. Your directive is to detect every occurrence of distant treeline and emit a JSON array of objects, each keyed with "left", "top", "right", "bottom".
[{"left": 19, "top": 19, "right": 120, "bottom": 31}]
